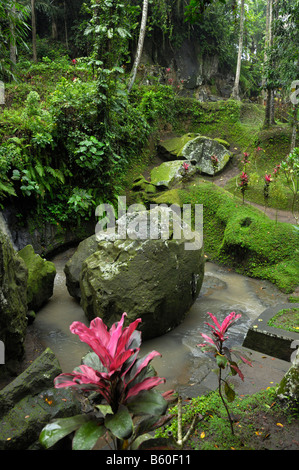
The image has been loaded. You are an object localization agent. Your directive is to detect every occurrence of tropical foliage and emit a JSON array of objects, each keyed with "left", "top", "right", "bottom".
[{"left": 39, "top": 313, "right": 173, "bottom": 450}]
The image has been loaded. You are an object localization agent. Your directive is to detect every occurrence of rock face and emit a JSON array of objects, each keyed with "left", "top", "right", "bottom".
[
  {"left": 277, "top": 348, "right": 299, "bottom": 407},
  {"left": 157, "top": 134, "right": 231, "bottom": 175},
  {"left": 18, "top": 245, "right": 56, "bottom": 311},
  {"left": 64, "top": 235, "right": 99, "bottom": 301},
  {"left": 182, "top": 136, "right": 231, "bottom": 175},
  {"left": 0, "top": 231, "right": 28, "bottom": 370},
  {"left": 79, "top": 207, "right": 205, "bottom": 340},
  {"left": 0, "top": 348, "right": 80, "bottom": 450}
]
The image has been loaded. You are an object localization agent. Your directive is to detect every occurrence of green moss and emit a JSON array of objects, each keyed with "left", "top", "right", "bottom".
[
  {"left": 18, "top": 245, "right": 56, "bottom": 311},
  {"left": 166, "top": 180, "right": 299, "bottom": 292},
  {"left": 268, "top": 308, "right": 299, "bottom": 333}
]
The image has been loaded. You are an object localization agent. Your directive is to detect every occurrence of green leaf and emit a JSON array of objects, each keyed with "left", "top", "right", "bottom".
[
  {"left": 0, "top": 181, "right": 16, "bottom": 196},
  {"left": 216, "top": 354, "right": 227, "bottom": 369},
  {"left": 72, "top": 421, "right": 105, "bottom": 450},
  {"left": 127, "top": 389, "right": 168, "bottom": 416},
  {"left": 105, "top": 405, "right": 133, "bottom": 440},
  {"left": 96, "top": 404, "right": 113, "bottom": 418},
  {"left": 39, "top": 415, "right": 91, "bottom": 449},
  {"left": 82, "top": 351, "right": 105, "bottom": 372},
  {"left": 224, "top": 382, "right": 236, "bottom": 403}
]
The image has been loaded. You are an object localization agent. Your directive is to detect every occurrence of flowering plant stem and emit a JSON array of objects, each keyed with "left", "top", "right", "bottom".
[
  {"left": 217, "top": 356, "right": 235, "bottom": 435},
  {"left": 198, "top": 312, "right": 252, "bottom": 436}
]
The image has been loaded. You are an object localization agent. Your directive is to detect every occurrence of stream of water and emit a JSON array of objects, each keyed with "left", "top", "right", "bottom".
[{"left": 32, "top": 248, "right": 289, "bottom": 393}]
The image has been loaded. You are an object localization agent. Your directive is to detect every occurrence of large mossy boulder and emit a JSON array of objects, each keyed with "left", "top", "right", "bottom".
[
  {"left": 0, "top": 348, "right": 80, "bottom": 450},
  {"left": 79, "top": 206, "right": 205, "bottom": 340},
  {"left": 0, "top": 231, "right": 28, "bottom": 370},
  {"left": 18, "top": 244, "right": 56, "bottom": 311},
  {"left": 181, "top": 136, "right": 231, "bottom": 175},
  {"left": 157, "top": 133, "right": 200, "bottom": 160},
  {"left": 64, "top": 235, "right": 100, "bottom": 301},
  {"left": 157, "top": 134, "right": 231, "bottom": 175}
]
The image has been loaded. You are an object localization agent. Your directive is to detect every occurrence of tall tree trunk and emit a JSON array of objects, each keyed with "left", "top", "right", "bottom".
[
  {"left": 230, "top": 0, "right": 245, "bottom": 100},
  {"left": 290, "top": 103, "right": 298, "bottom": 152},
  {"left": 127, "top": 0, "right": 148, "bottom": 93},
  {"left": 64, "top": 0, "right": 68, "bottom": 50},
  {"left": 262, "top": 0, "right": 270, "bottom": 101},
  {"left": 263, "top": 0, "right": 274, "bottom": 128},
  {"left": 31, "top": 0, "right": 37, "bottom": 62},
  {"left": 9, "top": 3, "right": 17, "bottom": 65}
]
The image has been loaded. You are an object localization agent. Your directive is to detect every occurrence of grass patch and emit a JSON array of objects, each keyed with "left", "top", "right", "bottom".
[
  {"left": 268, "top": 308, "right": 299, "bottom": 333},
  {"left": 154, "top": 181, "right": 299, "bottom": 293},
  {"left": 155, "top": 387, "right": 298, "bottom": 450}
]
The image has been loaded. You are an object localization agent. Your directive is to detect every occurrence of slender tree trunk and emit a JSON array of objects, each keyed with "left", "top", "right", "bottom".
[
  {"left": 230, "top": 0, "right": 245, "bottom": 101},
  {"left": 31, "top": 0, "right": 37, "bottom": 62},
  {"left": 9, "top": 3, "right": 17, "bottom": 65},
  {"left": 263, "top": 0, "right": 274, "bottom": 128},
  {"left": 262, "top": 0, "right": 270, "bottom": 102},
  {"left": 127, "top": 0, "right": 148, "bottom": 93},
  {"left": 51, "top": 19, "right": 58, "bottom": 40},
  {"left": 64, "top": 0, "right": 68, "bottom": 49},
  {"left": 290, "top": 103, "right": 298, "bottom": 152}
]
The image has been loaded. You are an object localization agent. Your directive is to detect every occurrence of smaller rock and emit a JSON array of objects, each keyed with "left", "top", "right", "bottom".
[
  {"left": 0, "top": 348, "right": 81, "bottom": 450},
  {"left": 150, "top": 160, "right": 197, "bottom": 189},
  {"left": 18, "top": 245, "right": 56, "bottom": 311}
]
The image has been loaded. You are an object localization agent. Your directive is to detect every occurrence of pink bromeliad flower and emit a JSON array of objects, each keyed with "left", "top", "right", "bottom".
[{"left": 54, "top": 313, "right": 165, "bottom": 412}]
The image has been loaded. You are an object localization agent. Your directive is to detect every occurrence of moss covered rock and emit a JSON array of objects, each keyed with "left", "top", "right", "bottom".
[
  {"left": 181, "top": 136, "right": 231, "bottom": 175},
  {"left": 277, "top": 348, "right": 299, "bottom": 407},
  {"left": 157, "top": 134, "right": 231, "bottom": 176},
  {"left": 0, "top": 348, "right": 80, "bottom": 450},
  {"left": 64, "top": 235, "right": 99, "bottom": 301},
  {"left": 157, "top": 133, "right": 200, "bottom": 160},
  {"left": 0, "top": 231, "right": 28, "bottom": 370},
  {"left": 79, "top": 206, "right": 205, "bottom": 340},
  {"left": 18, "top": 245, "right": 56, "bottom": 311}
]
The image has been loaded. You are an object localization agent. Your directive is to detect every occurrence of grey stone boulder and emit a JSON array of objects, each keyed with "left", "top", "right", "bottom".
[
  {"left": 157, "top": 134, "right": 231, "bottom": 176},
  {"left": 18, "top": 244, "right": 56, "bottom": 311},
  {"left": 79, "top": 206, "right": 205, "bottom": 340},
  {"left": 0, "top": 348, "right": 81, "bottom": 450},
  {"left": 181, "top": 136, "right": 231, "bottom": 175},
  {"left": 64, "top": 235, "right": 100, "bottom": 301},
  {"left": 0, "top": 231, "right": 28, "bottom": 371}
]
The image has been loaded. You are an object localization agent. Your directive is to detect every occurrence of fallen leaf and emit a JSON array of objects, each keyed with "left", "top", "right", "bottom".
[{"left": 200, "top": 432, "right": 205, "bottom": 439}]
